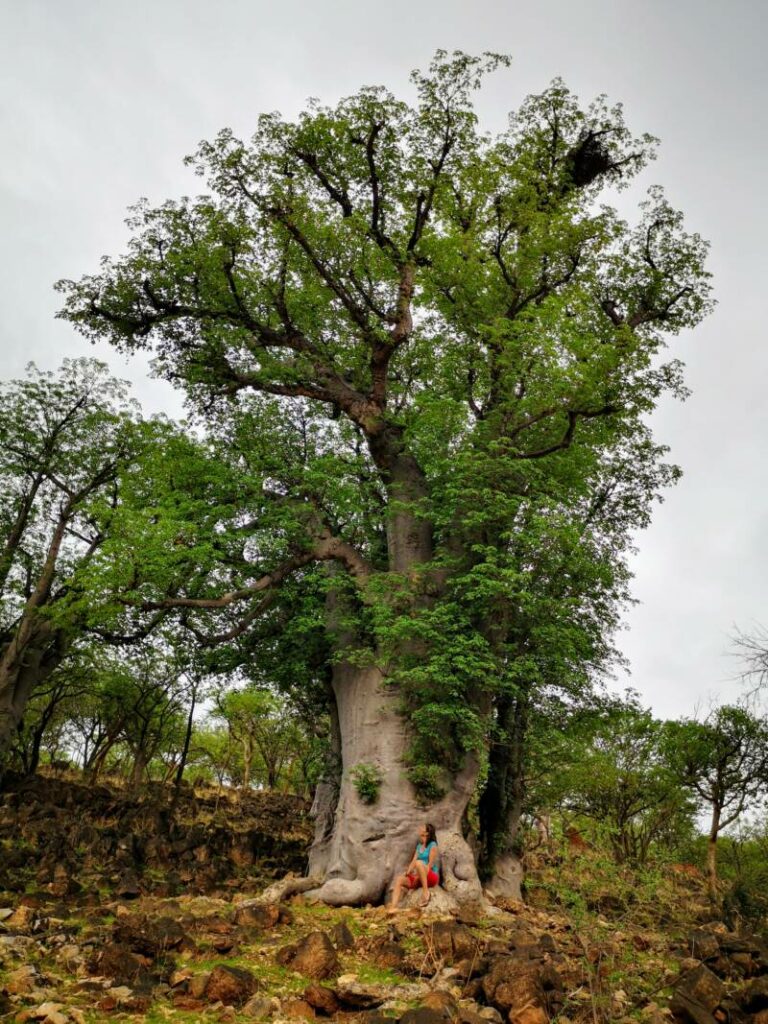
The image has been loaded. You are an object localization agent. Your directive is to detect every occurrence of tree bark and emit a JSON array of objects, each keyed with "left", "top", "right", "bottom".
[
  {"left": 707, "top": 807, "right": 721, "bottom": 898},
  {"left": 306, "top": 660, "right": 482, "bottom": 906}
]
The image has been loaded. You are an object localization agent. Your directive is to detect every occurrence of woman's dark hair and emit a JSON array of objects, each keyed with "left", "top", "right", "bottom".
[{"left": 424, "top": 823, "right": 437, "bottom": 845}]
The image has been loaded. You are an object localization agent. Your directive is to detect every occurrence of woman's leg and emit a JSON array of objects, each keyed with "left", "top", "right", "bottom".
[
  {"left": 413, "top": 860, "right": 430, "bottom": 906},
  {"left": 388, "top": 873, "right": 408, "bottom": 910}
]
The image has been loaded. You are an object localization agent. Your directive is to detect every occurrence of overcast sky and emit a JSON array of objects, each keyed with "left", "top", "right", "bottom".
[{"left": 2, "top": 0, "right": 766, "bottom": 720}]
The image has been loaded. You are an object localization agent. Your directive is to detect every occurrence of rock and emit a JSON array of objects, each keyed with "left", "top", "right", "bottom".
[
  {"left": 6, "top": 964, "right": 38, "bottom": 994},
  {"left": 304, "top": 984, "right": 340, "bottom": 1015},
  {"left": 422, "top": 990, "right": 459, "bottom": 1018},
  {"left": 736, "top": 975, "right": 768, "bottom": 1012},
  {"left": 687, "top": 931, "right": 721, "bottom": 962},
  {"left": 427, "top": 921, "right": 480, "bottom": 965},
  {"left": 481, "top": 956, "right": 562, "bottom": 1021},
  {"left": 670, "top": 965, "right": 725, "bottom": 1024},
  {"left": 477, "top": 1011, "right": 503, "bottom": 1024},
  {"left": 508, "top": 1009, "right": 548, "bottom": 1024},
  {"left": 243, "top": 994, "right": 276, "bottom": 1018},
  {"left": 87, "top": 941, "right": 146, "bottom": 985},
  {"left": 279, "top": 931, "right": 340, "bottom": 980},
  {"left": 113, "top": 913, "right": 190, "bottom": 955},
  {"left": 401, "top": 1009, "right": 449, "bottom": 1024},
  {"left": 0, "top": 907, "right": 13, "bottom": 921},
  {"left": 68, "top": 1010, "right": 87, "bottom": 1024},
  {"left": 371, "top": 937, "right": 407, "bottom": 970},
  {"left": 332, "top": 920, "right": 356, "bottom": 950},
  {"left": 107, "top": 985, "right": 134, "bottom": 1004},
  {"left": 454, "top": 956, "right": 488, "bottom": 981},
  {"left": 42, "top": 1012, "right": 68, "bottom": 1024},
  {"left": 6, "top": 905, "right": 37, "bottom": 933},
  {"left": 234, "top": 902, "right": 282, "bottom": 930},
  {"left": 283, "top": 998, "right": 316, "bottom": 1019},
  {"left": 49, "top": 864, "right": 81, "bottom": 898},
  {"left": 334, "top": 979, "right": 386, "bottom": 1010},
  {"left": 189, "top": 972, "right": 211, "bottom": 998},
  {"left": 205, "top": 964, "right": 258, "bottom": 1006},
  {"left": 115, "top": 869, "right": 141, "bottom": 899},
  {"left": 29, "top": 1003, "right": 64, "bottom": 1020}
]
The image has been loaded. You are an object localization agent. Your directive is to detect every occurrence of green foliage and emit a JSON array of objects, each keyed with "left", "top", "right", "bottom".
[
  {"left": 350, "top": 762, "right": 382, "bottom": 804},
  {"left": 405, "top": 763, "right": 447, "bottom": 804}
]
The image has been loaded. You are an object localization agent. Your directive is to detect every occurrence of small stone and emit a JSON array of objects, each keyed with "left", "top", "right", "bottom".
[
  {"left": 0, "top": 908, "right": 13, "bottom": 921},
  {"left": 304, "top": 984, "right": 339, "bottom": 1015},
  {"left": 107, "top": 986, "right": 133, "bottom": 1004},
  {"left": 280, "top": 931, "right": 340, "bottom": 980},
  {"left": 6, "top": 965, "right": 38, "bottom": 995},
  {"left": 243, "top": 995, "right": 274, "bottom": 1019},
  {"left": 331, "top": 921, "right": 356, "bottom": 950},
  {"left": 283, "top": 998, "right": 315, "bottom": 1019},
  {"left": 400, "top": 1009, "right": 448, "bottom": 1024},
  {"left": 189, "top": 972, "right": 212, "bottom": 998},
  {"left": 7, "top": 905, "right": 36, "bottom": 933},
  {"left": 205, "top": 965, "right": 257, "bottom": 1006},
  {"left": 68, "top": 1011, "right": 86, "bottom": 1024},
  {"left": 115, "top": 870, "right": 141, "bottom": 899},
  {"left": 43, "top": 1013, "right": 68, "bottom": 1024},
  {"left": 233, "top": 902, "right": 281, "bottom": 930},
  {"left": 477, "top": 1010, "right": 503, "bottom": 1023},
  {"left": 30, "top": 1003, "right": 64, "bottom": 1020},
  {"left": 422, "top": 991, "right": 459, "bottom": 1017}
]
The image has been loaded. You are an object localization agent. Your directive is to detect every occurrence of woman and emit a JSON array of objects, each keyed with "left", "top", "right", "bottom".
[{"left": 388, "top": 823, "right": 440, "bottom": 910}]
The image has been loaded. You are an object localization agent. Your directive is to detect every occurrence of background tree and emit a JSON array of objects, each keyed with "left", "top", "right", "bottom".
[
  {"left": 664, "top": 704, "right": 768, "bottom": 895},
  {"left": 548, "top": 700, "right": 695, "bottom": 865},
  {"left": 0, "top": 360, "right": 156, "bottom": 778},
  {"left": 59, "top": 52, "right": 712, "bottom": 904}
]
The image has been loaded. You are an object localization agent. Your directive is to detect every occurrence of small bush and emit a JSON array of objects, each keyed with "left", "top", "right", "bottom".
[{"left": 351, "top": 763, "right": 382, "bottom": 804}]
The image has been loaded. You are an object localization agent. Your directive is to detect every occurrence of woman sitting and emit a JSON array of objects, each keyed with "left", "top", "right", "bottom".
[{"left": 388, "top": 823, "right": 440, "bottom": 910}]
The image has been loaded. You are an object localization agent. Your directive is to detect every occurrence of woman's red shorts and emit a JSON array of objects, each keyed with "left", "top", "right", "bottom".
[{"left": 406, "top": 869, "right": 439, "bottom": 888}]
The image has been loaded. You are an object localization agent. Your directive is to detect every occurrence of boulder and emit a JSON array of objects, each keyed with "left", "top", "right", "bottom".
[
  {"left": 427, "top": 921, "right": 479, "bottom": 964},
  {"left": 687, "top": 931, "right": 720, "bottom": 962},
  {"left": 283, "top": 998, "right": 316, "bottom": 1019},
  {"left": 370, "top": 937, "right": 407, "bottom": 970},
  {"left": 243, "top": 995, "right": 276, "bottom": 1018},
  {"left": 481, "top": 955, "right": 562, "bottom": 1022},
  {"left": 421, "top": 990, "right": 459, "bottom": 1018},
  {"left": 334, "top": 978, "right": 386, "bottom": 1010},
  {"left": 304, "top": 984, "right": 340, "bottom": 1015},
  {"left": 400, "top": 1009, "right": 450, "bottom": 1024},
  {"left": 5, "top": 964, "right": 38, "bottom": 994},
  {"left": 670, "top": 964, "right": 725, "bottom": 1024},
  {"left": 234, "top": 901, "right": 282, "bottom": 930},
  {"left": 332, "top": 920, "right": 356, "bottom": 950},
  {"left": 205, "top": 964, "right": 258, "bottom": 1006},
  {"left": 115, "top": 869, "right": 141, "bottom": 899},
  {"left": 278, "top": 931, "right": 340, "bottom": 980},
  {"left": 113, "top": 914, "right": 191, "bottom": 956}
]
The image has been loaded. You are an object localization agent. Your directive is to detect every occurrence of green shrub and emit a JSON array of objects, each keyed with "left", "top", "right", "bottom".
[{"left": 351, "top": 763, "right": 382, "bottom": 804}]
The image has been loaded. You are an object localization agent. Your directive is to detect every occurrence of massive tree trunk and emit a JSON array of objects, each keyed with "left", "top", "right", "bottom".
[
  {"left": 307, "top": 660, "right": 482, "bottom": 906},
  {"left": 307, "top": 443, "right": 483, "bottom": 906}
]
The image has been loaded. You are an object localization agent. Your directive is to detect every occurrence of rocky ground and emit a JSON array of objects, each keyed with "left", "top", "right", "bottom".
[{"left": 1, "top": 773, "right": 767, "bottom": 1024}]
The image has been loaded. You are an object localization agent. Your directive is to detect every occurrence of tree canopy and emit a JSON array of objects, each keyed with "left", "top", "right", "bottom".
[{"left": 55, "top": 52, "right": 713, "bottom": 904}]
